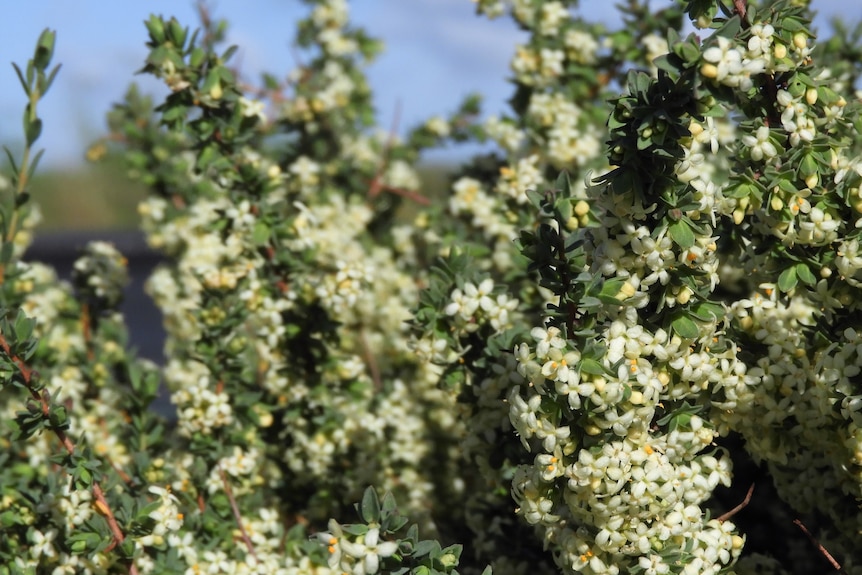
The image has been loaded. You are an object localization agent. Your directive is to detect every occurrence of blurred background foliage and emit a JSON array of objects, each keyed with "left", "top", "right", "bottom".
[{"left": 25, "top": 157, "right": 453, "bottom": 230}]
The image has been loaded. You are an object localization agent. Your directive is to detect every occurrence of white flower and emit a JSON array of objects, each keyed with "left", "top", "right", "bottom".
[
  {"left": 340, "top": 527, "right": 398, "bottom": 575},
  {"left": 565, "top": 29, "right": 599, "bottom": 64},
  {"left": 538, "top": 2, "right": 568, "bottom": 36},
  {"left": 741, "top": 126, "right": 778, "bottom": 162}
]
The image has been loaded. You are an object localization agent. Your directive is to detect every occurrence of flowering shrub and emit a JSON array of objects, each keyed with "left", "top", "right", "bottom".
[{"left": 2, "top": 0, "right": 862, "bottom": 574}]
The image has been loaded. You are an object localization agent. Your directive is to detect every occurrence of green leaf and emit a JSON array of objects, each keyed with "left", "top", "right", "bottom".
[
  {"left": 39, "top": 64, "right": 62, "bottom": 95},
  {"left": 27, "top": 149, "right": 46, "bottom": 182},
  {"left": 145, "top": 15, "right": 166, "bottom": 44},
  {"left": 252, "top": 221, "right": 270, "bottom": 245},
  {"left": 381, "top": 491, "right": 397, "bottom": 514},
  {"left": 360, "top": 486, "right": 380, "bottom": 523},
  {"left": 579, "top": 358, "right": 605, "bottom": 375},
  {"left": 795, "top": 263, "right": 816, "bottom": 286},
  {"left": 689, "top": 301, "right": 723, "bottom": 321},
  {"left": 526, "top": 188, "right": 545, "bottom": 210},
  {"left": 798, "top": 153, "right": 818, "bottom": 177},
  {"left": 671, "top": 314, "right": 699, "bottom": 339},
  {"left": 668, "top": 220, "right": 695, "bottom": 249},
  {"left": 778, "top": 267, "right": 798, "bottom": 292},
  {"left": 412, "top": 540, "right": 440, "bottom": 558},
  {"left": 24, "top": 112, "right": 42, "bottom": 147},
  {"left": 11, "top": 63, "right": 30, "bottom": 97},
  {"left": 222, "top": 45, "right": 239, "bottom": 63},
  {"left": 76, "top": 466, "right": 93, "bottom": 489},
  {"left": 714, "top": 15, "right": 741, "bottom": 39}
]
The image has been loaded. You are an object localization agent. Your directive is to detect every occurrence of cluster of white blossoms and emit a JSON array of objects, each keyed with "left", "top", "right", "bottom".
[
  {"left": 700, "top": 36, "right": 765, "bottom": 91},
  {"left": 450, "top": 177, "right": 517, "bottom": 241},
  {"left": 446, "top": 278, "right": 519, "bottom": 334},
  {"left": 136, "top": 486, "right": 184, "bottom": 549},
  {"left": 124, "top": 2, "right": 482, "bottom": 559},
  {"left": 509, "top": 320, "right": 744, "bottom": 574},
  {"left": 528, "top": 92, "right": 602, "bottom": 168},
  {"left": 726, "top": 285, "right": 862, "bottom": 556},
  {"left": 167, "top": 358, "right": 235, "bottom": 436}
]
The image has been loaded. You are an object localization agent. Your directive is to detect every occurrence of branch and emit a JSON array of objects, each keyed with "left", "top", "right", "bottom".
[
  {"left": 218, "top": 465, "right": 259, "bottom": 561},
  {"left": 717, "top": 483, "right": 754, "bottom": 522},
  {"left": 0, "top": 333, "right": 135, "bottom": 573},
  {"left": 367, "top": 101, "right": 429, "bottom": 206},
  {"left": 733, "top": 0, "right": 747, "bottom": 22},
  {"left": 793, "top": 519, "right": 846, "bottom": 573}
]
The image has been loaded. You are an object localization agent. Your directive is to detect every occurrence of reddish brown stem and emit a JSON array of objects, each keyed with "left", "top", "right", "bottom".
[
  {"left": 733, "top": 0, "right": 747, "bottom": 21},
  {"left": 0, "top": 333, "right": 134, "bottom": 573},
  {"left": 793, "top": 519, "right": 845, "bottom": 572},
  {"left": 219, "top": 466, "right": 259, "bottom": 561},
  {"left": 368, "top": 101, "right": 402, "bottom": 201},
  {"left": 717, "top": 483, "right": 754, "bottom": 522}
]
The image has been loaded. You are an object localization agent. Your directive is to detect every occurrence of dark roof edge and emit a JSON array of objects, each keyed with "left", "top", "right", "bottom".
[{"left": 25, "top": 230, "right": 160, "bottom": 259}]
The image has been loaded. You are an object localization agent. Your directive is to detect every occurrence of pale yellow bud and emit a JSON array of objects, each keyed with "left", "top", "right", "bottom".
[
  {"left": 209, "top": 82, "right": 223, "bottom": 100},
  {"left": 617, "top": 281, "right": 637, "bottom": 300},
  {"left": 774, "top": 43, "right": 787, "bottom": 59},
  {"left": 804, "top": 173, "right": 818, "bottom": 189},
  {"left": 677, "top": 286, "right": 693, "bottom": 305},
  {"left": 805, "top": 88, "right": 818, "bottom": 105},
  {"left": 793, "top": 32, "right": 807, "bottom": 50},
  {"left": 700, "top": 63, "right": 719, "bottom": 79},
  {"left": 770, "top": 196, "right": 784, "bottom": 211},
  {"left": 574, "top": 200, "right": 590, "bottom": 217}
]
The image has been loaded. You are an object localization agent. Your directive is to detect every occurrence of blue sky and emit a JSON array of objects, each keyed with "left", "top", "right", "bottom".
[{"left": 0, "top": 1, "right": 855, "bottom": 168}]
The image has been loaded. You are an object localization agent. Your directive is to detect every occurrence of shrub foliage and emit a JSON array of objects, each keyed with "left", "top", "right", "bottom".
[{"left": 2, "top": 1, "right": 862, "bottom": 574}]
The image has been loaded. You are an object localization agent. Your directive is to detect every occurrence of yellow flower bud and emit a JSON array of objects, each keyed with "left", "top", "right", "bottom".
[
  {"left": 700, "top": 63, "right": 719, "bottom": 79},
  {"left": 209, "top": 82, "right": 223, "bottom": 100},
  {"left": 617, "top": 281, "right": 637, "bottom": 300},
  {"left": 774, "top": 43, "right": 787, "bottom": 59},
  {"left": 677, "top": 286, "right": 693, "bottom": 305},
  {"left": 574, "top": 200, "right": 590, "bottom": 217},
  {"left": 805, "top": 88, "right": 818, "bottom": 105},
  {"left": 770, "top": 196, "right": 784, "bottom": 211}
]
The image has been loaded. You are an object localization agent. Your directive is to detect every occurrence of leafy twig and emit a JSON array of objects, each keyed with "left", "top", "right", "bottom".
[{"left": 0, "top": 332, "right": 136, "bottom": 574}]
